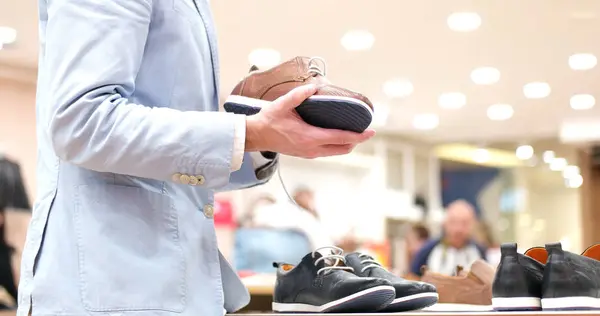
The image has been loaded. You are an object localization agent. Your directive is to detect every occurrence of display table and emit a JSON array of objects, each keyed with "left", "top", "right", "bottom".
[
  {"left": 232, "top": 312, "right": 600, "bottom": 315},
  {"left": 235, "top": 275, "right": 600, "bottom": 315}
]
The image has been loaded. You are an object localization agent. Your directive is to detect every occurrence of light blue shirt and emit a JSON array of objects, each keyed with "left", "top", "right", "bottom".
[{"left": 18, "top": 0, "right": 277, "bottom": 315}]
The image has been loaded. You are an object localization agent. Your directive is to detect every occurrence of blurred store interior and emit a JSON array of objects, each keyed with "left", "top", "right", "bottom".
[{"left": 1, "top": 0, "right": 600, "bottom": 312}]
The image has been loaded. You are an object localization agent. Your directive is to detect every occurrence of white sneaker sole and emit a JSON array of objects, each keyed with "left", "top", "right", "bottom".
[{"left": 272, "top": 285, "right": 395, "bottom": 313}]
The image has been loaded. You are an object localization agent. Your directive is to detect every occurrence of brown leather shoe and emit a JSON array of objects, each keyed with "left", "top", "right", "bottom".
[
  {"left": 421, "top": 260, "right": 495, "bottom": 311},
  {"left": 223, "top": 56, "right": 374, "bottom": 133}
]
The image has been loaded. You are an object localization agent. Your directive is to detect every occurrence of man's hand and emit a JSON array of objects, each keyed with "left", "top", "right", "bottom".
[{"left": 244, "top": 84, "right": 376, "bottom": 158}]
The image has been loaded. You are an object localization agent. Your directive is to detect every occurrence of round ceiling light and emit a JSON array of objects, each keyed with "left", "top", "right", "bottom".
[
  {"left": 568, "top": 53, "right": 597, "bottom": 70},
  {"left": 550, "top": 157, "right": 568, "bottom": 171},
  {"left": 523, "top": 82, "right": 551, "bottom": 99},
  {"left": 383, "top": 78, "right": 414, "bottom": 98},
  {"left": 566, "top": 174, "right": 583, "bottom": 188},
  {"left": 340, "top": 30, "right": 375, "bottom": 51},
  {"left": 0, "top": 26, "right": 17, "bottom": 45},
  {"left": 570, "top": 94, "right": 596, "bottom": 110},
  {"left": 412, "top": 113, "right": 439, "bottom": 130},
  {"left": 515, "top": 145, "right": 534, "bottom": 160},
  {"left": 470, "top": 67, "right": 501, "bottom": 85},
  {"left": 487, "top": 104, "right": 514, "bottom": 121},
  {"left": 447, "top": 12, "right": 482, "bottom": 32},
  {"left": 542, "top": 150, "right": 555, "bottom": 163},
  {"left": 248, "top": 48, "right": 281, "bottom": 68},
  {"left": 562, "top": 165, "right": 580, "bottom": 178},
  {"left": 473, "top": 148, "right": 490, "bottom": 163},
  {"left": 438, "top": 92, "right": 467, "bottom": 109}
]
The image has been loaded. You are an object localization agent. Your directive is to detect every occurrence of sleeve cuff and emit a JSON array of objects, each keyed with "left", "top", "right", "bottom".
[{"left": 230, "top": 114, "right": 246, "bottom": 172}]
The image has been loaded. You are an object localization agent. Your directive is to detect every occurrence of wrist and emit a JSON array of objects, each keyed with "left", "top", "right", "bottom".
[{"left": 245, "top": 115, "right": 266, "bottom": 152}]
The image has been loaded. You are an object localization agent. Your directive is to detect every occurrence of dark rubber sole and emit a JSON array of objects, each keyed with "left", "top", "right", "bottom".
[{"left": 223, "top": 98, "right": 372, "bottom": 133}]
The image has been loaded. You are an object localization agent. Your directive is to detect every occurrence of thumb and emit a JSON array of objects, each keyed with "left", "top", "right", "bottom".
[{"left": 273, "top": 84, "right": 318, "bottom": 110}]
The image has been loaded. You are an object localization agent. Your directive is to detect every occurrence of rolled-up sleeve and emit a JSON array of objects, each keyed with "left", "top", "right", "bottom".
[{"left": 44, "top": 0, "right": 240, "bottom": 188}]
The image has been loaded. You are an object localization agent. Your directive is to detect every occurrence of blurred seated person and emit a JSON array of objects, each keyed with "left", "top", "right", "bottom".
[
  {"left": 474, "top": 221, "right": 501, "bottom": 266},
  {"left": 406, "top": 223, "right": 430, "bottom": 264},
  {"left": 252, "top": 187, "right": 334, "bottom": 250},
  {"left": 410, "top": 200, "right": 486, "bottom": 276},
  {"left": 238, "top": 194, "right": 276, "bottom": 228}
]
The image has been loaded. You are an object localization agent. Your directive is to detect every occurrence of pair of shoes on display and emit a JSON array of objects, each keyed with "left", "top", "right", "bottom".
[
  {"left": 223, "top": 56, "right": 374, "bottom": 133},
  {"left": 420, "top": 259, "right": 495, "bottom": 311},
  {"left": 271, "top": 246, "right": 438, "bottom": 313},
  {"left": 491, "top": 242, "right": 600, "bottom": 311}
]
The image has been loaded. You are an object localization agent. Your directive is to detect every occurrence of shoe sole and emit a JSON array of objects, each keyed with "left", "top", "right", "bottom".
[
  {"left": 271, "top": 285, "right": 395, "bottom": 313},
  {"left": 423, "top": 303, "right": 493, "bottom": 312},
  {"left": 224, "top": 95, "right": 373, "bottom": 133},
  {"left": 542, "top": 296, "right": 600, "bottom": 310},
  {"left": 492, "top": 297, "right": 542, "bottom": 311},
  {"left": 380, "top": 292, "right": 439, "bottom": 312}
]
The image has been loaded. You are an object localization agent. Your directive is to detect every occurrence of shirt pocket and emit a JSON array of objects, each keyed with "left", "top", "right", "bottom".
[{"left": 73, "top": 185, "right": 186, "bottom": 312}]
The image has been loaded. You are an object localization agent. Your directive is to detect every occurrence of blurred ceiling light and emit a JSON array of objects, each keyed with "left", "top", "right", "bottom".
[
  {"left": 383, "top": 78, "right": 414, "bottom": 98},
  {"left": 515, "top": 145, "right": 534, "bottom": 160},
  {"left": 470, "top": 67, "right": 500, "bottom": 85},
  {"left": 370, "top": 102, "right": 390, "bottom": 127},
  {"left": 412, "top": 113, "right": 439, "bottom": 130},
  {"left": 0, "top": 26, "right": 17, "bottom": 45},
  {"left": 438, "top": 92, "right": 466, "bottom": 109},
  {"left": 523, "top": 82, "right": 551, "bottom": 99},
  {"left": 542, "top": 150, "right": 555, "bottom": 163},
  {"left": 550, "top": 157, "right": 568, "bottom": 171},
  {"left": 435, "top": 143, "right": 525, "bottom": 167},
  {"left": 487, "top": 103, "right": 514, "bottom": 121},
  {"left": 569, "top": 53, "right": 597, "bottom": 70},
  {"left": 340, "top": 30, "right": 375, "bottom": 51},
  {"left": 562, "top": 165, "right": 581, "bottom": 178},
  {"left": 447, "top": 12, "right": 482, "bottom": 32},
  {"left": 248, "top": 48, "right": 281, "bottom": 68},
  {"left": 566, "top": 174, "right": 583, "bottom": 188},
  {"left": 570, "top": 94, "right": 596, "bottom": 110},
  {"left": 473, "top": 148, "right": 490, "bottom": 163}
]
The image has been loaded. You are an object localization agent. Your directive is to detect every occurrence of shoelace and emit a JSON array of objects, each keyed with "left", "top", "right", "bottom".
[
  {"left": 312, "top": 246, "right": 354, "bottom": 275},
  {"left": 307, "top": 56, "right": 327, "bottom": 77},
  {"left": 277, "top": 57, "right": 327, "bottom": 210},
  {"left": 358, "top": 253, "right": 384, "bottom": 273}
]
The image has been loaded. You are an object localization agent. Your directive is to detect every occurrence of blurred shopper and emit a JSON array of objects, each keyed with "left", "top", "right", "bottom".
[
  {"left": 410, "top": 200, "right": 486, "bottom": 276},
  {"left": 252, "top": 187, "right": 333, "bottom": 249},
  {"left": 238, "top": 194, "right": 276, "bottom": 228},
  {"left": 474, "top": 221, "right": 501, "bottom": 266},
  {"left": 406, "top": 223, "right": 430, "bottom": 263}
]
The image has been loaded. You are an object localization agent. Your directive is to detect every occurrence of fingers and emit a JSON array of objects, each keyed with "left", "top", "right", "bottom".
[
  {"left": 273, "top": 84, "right": 318, "bottom": 110},
  {"left": 311, "top": 127, "right": 376, "bottom": 146}
]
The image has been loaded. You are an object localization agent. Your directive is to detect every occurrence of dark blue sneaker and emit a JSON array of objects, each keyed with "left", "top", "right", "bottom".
[
  {"left": 492, "top": 243, "right": 545, "bottom": 311},
  {"left": 344, "top": 252, "right": 438, "bottom": 312},
  {"left": 272, "top": 247, "right": 395, "bottom": 313},
  {"left": 541, "top": 242, "right": 600, "bottom": 311}
]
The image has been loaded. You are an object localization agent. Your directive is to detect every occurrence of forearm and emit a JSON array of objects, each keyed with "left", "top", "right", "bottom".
[{"left": 44, "top": 0, "right": 241, "bottom": 187}]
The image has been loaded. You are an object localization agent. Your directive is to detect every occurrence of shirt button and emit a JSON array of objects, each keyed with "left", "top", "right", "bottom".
[
  {"left": 197, "top": 175, "right": 205, "bottom": 185},
  {"left": 179, "top": 174, "right": 190, "bottom": 185},
  {"left": 172, "top": 173, "right": 182, "bottom": 183},
  {"left": 203, "top": 204, "right": 214, "bottom": 218},
  {"left": 189, "top": 176, "right": 199, "bottom": 186}
]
